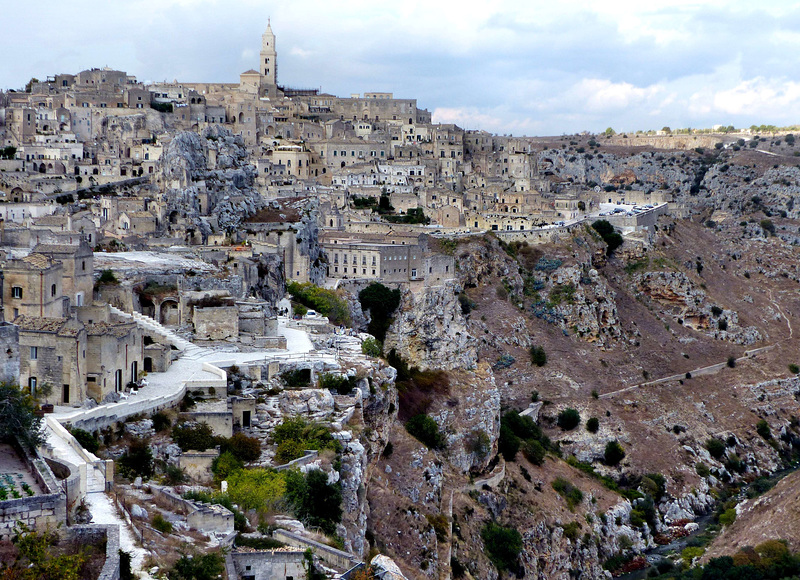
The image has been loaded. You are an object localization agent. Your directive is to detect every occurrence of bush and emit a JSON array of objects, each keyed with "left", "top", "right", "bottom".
[
  {"left": 756, "top": 419, "right": 771, "bottom": 439},
  {"left": 361, "top": 337, "right": 382, "bottom": 357},
  {"left": 498, "top": 423, "right": 521, "bottom": 460},
  {"left": 529, "top": 345, "right": 547, "bottom": 367},
  {"left": 167, "top": 552, "right": 225, "bottom": 580},
  {"left": 586, "top": 417, "right": 600, "bottom": 433},
  {"left": 172, "top": 422, "right": 219, "bottom": 452},
  {"left": 70, "top": 428, "right": 99, "bottom": 453},
  {"left": 272, "top": 417, "right": 340, "bottom": 463},
  {"left": 695, "top": 462, "right": 711, "bottom": 477},
  {"left": 706, "top": 438, "right": 726, "bottom": 459},
  {"left": 222, "top": 432, "right": 262, "bottom": 462},
  {"left": 592, "top": 220, "right": 623, "bottom": 255},
  {"left": 284, "top": 468, "right": 342, "bottom": 534},
  {"left": 718, "top": 508, "right": 736, "bottom": 527},
  {"left": 281, "top": 368, "right": 311, "bottom": 389},
  {"left": 164, "top": 464, "right": 186, "bottom": 485},
  {"left": 212, "top": 451, "right": 243, "bottom": 479},
  {"left": 727, "top": 356, "right": 736, "bottom": 368},
  {"left": 552, "top": 477, "right": 584, "bottom": 509},
  {"left": 152, "top": 513, "right": 172, "bottom": 534},
  {"left": 522, "top": 439, "right": 546, "bottom": 465},
  {"left": 227, "top": 468, "right": 287, "bottom": 515},
  {"left": 318, "top": 373, "right": 357, "bottom": 395},
  {"left": 96, "top": 270, "right": 118, "bottom": 285},
  {"left": 118, "top": 437, "right": 153, "bottom": 479},
  {"left": 287, "top": 282, "right": 351, "bottom": 326},
  {"left": 789, "top": 363, "right": 800, "bottom": 374},
  {"left": 359, "top": 283, "right": 402, "bottom": 342},
  {"left": 557, "top": 408, "right": 581, "bottom": 431},
  {"left": 481, "top": 522, "right": 522, "bottom": 572},
  {"left": 405, "top": 414, "right": 446, "bottom": 449},
  {"left": 151, "top": 411, "right": 172, "bottom": 433},
  {"left": 604, "top": 440, "right": 625, "bottom": 466}
]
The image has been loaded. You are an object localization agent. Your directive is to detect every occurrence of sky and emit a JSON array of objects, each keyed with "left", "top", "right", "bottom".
[{"left": 4, "top": 0, "right": 800, "bottom": 136}]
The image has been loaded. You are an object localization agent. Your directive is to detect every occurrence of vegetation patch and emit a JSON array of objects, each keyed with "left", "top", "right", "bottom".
[{"left": 287, "top": 282, "right": 351, "bottom": 325}]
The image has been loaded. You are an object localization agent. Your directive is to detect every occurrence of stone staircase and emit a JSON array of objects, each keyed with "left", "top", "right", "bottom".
[{"left": 109, "top": 306, "right": 206, "bottom": 357}]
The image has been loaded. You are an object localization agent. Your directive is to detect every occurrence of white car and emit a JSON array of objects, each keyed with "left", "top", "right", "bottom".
[{"left": 304, "top": 310, "right": 318, "bottom": 318}]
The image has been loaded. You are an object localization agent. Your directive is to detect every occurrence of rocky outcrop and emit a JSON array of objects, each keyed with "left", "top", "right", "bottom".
[
  {"left": 635, "top": 270, "right": 761, "bottom": 344},
  {"left": 384, "top": 282, "right": 478, "bottom": 371}
]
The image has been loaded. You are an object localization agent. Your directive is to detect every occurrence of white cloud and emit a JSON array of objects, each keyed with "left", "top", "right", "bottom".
[
  {"left": 713, "top": 78, "right": 800, "bottom": 116},
  {"left": 289, "top": 47, "right": 313, "bottom": 59},
  {"left": 568, "top": 79, "right": 664, "bottom": 112}
]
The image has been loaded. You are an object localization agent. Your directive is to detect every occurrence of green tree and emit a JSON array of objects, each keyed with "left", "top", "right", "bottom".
[
  {"left": 284, "top": 469, "right": 342, "bottom": 534},
  {"left": 405, "top": 414, "right": 446, "bottom": 449},
  {"left": 0, "top": 383, "right": 45, "bottom": 448},
  {"left": 481, "top": 522, "right": 523, "bottom": 571},
  {"left": 167, "top": 552, "right": 225, "bottom": 580},
  {"left": 592, "top": 220, "right": 623, "bottom": 255},
  {"left": 359, "top": 282, "right": 402, "bottom": 343},
  {"left": 6, "top": 523, "right": 86, "bottom": 580},
  {"left": 557, "top": 408, "right": 581, "bottom": 431},
  {"left": 586, "top": 417, "right": 600, "bottom": 433},
  {"left": 118, "top": 437, "right": 153, "bottom": 478},
  {"left": 604, "top": 440, "right": 625, "bottom": 466},
  {"left": 529, "top": 345, "right": 547, "bottom": 367},
  {"left": 361, "top": 337, "right": 382, "bottom": 357}
]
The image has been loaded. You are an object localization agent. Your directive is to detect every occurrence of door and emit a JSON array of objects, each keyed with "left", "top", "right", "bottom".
[{"left": 242, "top": 410, "right": 251, "bottom": 428}]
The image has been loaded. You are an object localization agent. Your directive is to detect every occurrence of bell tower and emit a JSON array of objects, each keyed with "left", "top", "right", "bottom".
[{"left": 260, "top": 20, "right": 277, "bottom": 91}]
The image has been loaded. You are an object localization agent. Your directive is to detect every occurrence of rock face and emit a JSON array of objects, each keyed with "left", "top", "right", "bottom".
[
  {"left": 430, "top": 364, "right": 501, "bottom": 473},
  {"left": 384, "top": 281, "right": 478, "bottom": 371},
  {"left": 278, "top": 389, "right": 335, "bottom": 419},
  {"left": 371, "top": 555, "right": 409, "bottom": 579},
  {"left": 635, "top": 270, "right": 761, "bottom": 344},
  {"left": 158, "top": 126, "right": 263, "bottom": 240}
]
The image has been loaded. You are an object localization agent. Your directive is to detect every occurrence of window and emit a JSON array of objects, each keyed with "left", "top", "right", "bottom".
[
  {"left": 51, "top": 284, "right": 57, "bottom": 297},
  {"left": 11, "top": 287, "right": 22, "bottom": 299},
  {"left": 411, "top": 268, "right": 417, "bottom": 278},
  {"left": 28, "top": 377, "right": 37, "bottom": 395},
  {"left": 30, "top": 346, "right": 38, "bottom": 360}
]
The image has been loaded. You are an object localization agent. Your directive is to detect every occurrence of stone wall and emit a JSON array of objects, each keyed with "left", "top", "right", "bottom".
[
  {"left": 182, "top": 411, "right": 232, "bottom": 438},
  {"left": 0, "top": 322, "right": 19, "bottom": 384},
  {"left": 151, "top": 485, "right": 234, "bottom": 534},
  {"left": 0, "top": 443, "right": 67, "bottom": 541},
  {"left": 272, "top": 529, "right": 360, "bottom": 571},
  {"left": 179, "top": 450, "right": 218, "bottom": 483},
  {"left": 230, "top": 549, "right": 306, "bottom": 580},
  {"left": 66, "top": 525, "right": 120, "bottom": 580},
  {"left": 193, "top": 306, "right": 238, "bottom": 340}
]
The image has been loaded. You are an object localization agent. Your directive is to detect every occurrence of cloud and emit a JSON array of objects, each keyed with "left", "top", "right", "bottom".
[
  {"left": 568, "top": 79, "right": 664, "bottom": 113},
  {"left": 289, "top": 47, "right": 313, "bottom": 59},
  {"left": 713, "top": 78, "right": 800, "bottom": 117}
]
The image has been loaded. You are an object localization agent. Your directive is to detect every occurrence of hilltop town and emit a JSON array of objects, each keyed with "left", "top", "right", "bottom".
[{"left": 3, "top": 20, "right": 800, "bottom": 580}]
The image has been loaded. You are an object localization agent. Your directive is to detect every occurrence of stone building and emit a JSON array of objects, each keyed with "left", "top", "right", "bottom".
[
  {"left": 15, "top": 315, "right": 87, "bottom": 406},
  {"left": 2, "top": 253, "right": 66, "bottom": 322},
  {"left": 85, "top": 319, "right": 143, "bottom": 400},
  {"left": 32, "top": 240, "right": 94, "bottom": 308}
]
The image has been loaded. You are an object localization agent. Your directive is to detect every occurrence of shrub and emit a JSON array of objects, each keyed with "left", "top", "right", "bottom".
[
  {"left": 358, "top": 283, "right": 402, "bottom": 342},
  {"left": 212, "top": 451, "right": 243, "bottom": 479},
  {"left": 164, "top": 464, "right": 186, "bottom": 485},
  {"left": 681, "top": 546, "right": 705, "bottom": 565},
  {"left": 789, "top": 363, "right": 800, "bottom": 374},
  {"left": 70, "top": 428, "right": 99, "bottom": 453},
  {"left": 405, "top": 414, "right": 446, "bottom": 449},
  {"left": 522, "top": 439, "right": 546, "bottom": 465},
  {"left": 706, "top": 438, "right": 726, "bottom": 459},
  {"left": 318, "top": 373, "right": 357, "bottom": 395},
  {"left": 552, "top": 477, "right": 584, "bottom": 509},
  {"left": 603, "top": 440, "right": 625, "bottom": 466},
  {"left": 756, "top": 419, "right": 771, "bottom": 439},
  {"left": 727, "top": 356, "right": 736, "bottom": 368},
  {"left": 172, "top": 422, "right": 219, "bottom": 452},
  {"left": 284, "top": 469, "right": 342, "bottom": 534},
  {"left": 281, "top": 368, "right": 311, "bottom": 388},
  {"left": 151, "top": 411, "right": 171, "bottom": 433},
  {"left": 498, "top": 423, "right": 520, "bottom": 460},
  {"left": 151, "top": 513, "right": 172, "bottom": 534},
  {"left": 592, "top": 220, "right": 623, "bottom": 255},
  {"left": 222, "top": 432, "right": 262, "bottom": 462},
  {"left": 227, "top": 468, "right": 287, "bottom": 515},
  {"left": 529, "top": 345, "right": 547, "bottom": 367},
  {"left": 272, "top": 417, "right": 339, "bottom": 463},
  {"left": 481, "top": 522, "right": 522, "bottom": 572},
  {"left": 118, "top": 437, "right": 153, "bottom": 479},
  {"left": 361, "top": 337, "right": 382, "bottom": 357},
  {"left": 287, "top": 282, "right": 351, "bottom": 325},
  {"left": 695, "top": 462, "right": 711, "bottom": 477},
  {"left": 718, "top": 508, "right": 736, "bottom": 527},
  {"left": 167, "top": 552, "right": 225, "bottom": 580},
  {"left": 557, "top": 408, "right": 581, "bottom": 431},
  {"left": 96, "top": 270, "right": 118, "bottom": 285},
  {"left": 562, "top": 521, "right": 582, "bottom": 541},
  {"left": 426, "top": 513, "right": 449, "bottom": 542},
  {"left": 591, "top": 389, "right": 599, "bottom": 399},
  {"left": 760, "top": 219, "right": 775, "bottom": 235},
  {"left": 586, "top": 417, "right": 600, "bottom": 433}
]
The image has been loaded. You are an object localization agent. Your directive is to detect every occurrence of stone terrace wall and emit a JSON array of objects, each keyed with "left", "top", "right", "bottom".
[
  {"left": 273, "top": 529, "right": 361, "bottom": 570},
  {"left": 0, "top": 444, "right": 67, "bottom": 541}
]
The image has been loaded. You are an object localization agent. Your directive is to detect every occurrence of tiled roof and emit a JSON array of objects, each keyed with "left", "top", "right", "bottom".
[
  {"left": 20, "top": 253, "right": 57, "bottom": 270},
  {"left": 13, "top": 315, "right": 67, "bottom": 333},
  {"left": 86, "top": 321, "right": 136, "bottom": 338}
]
